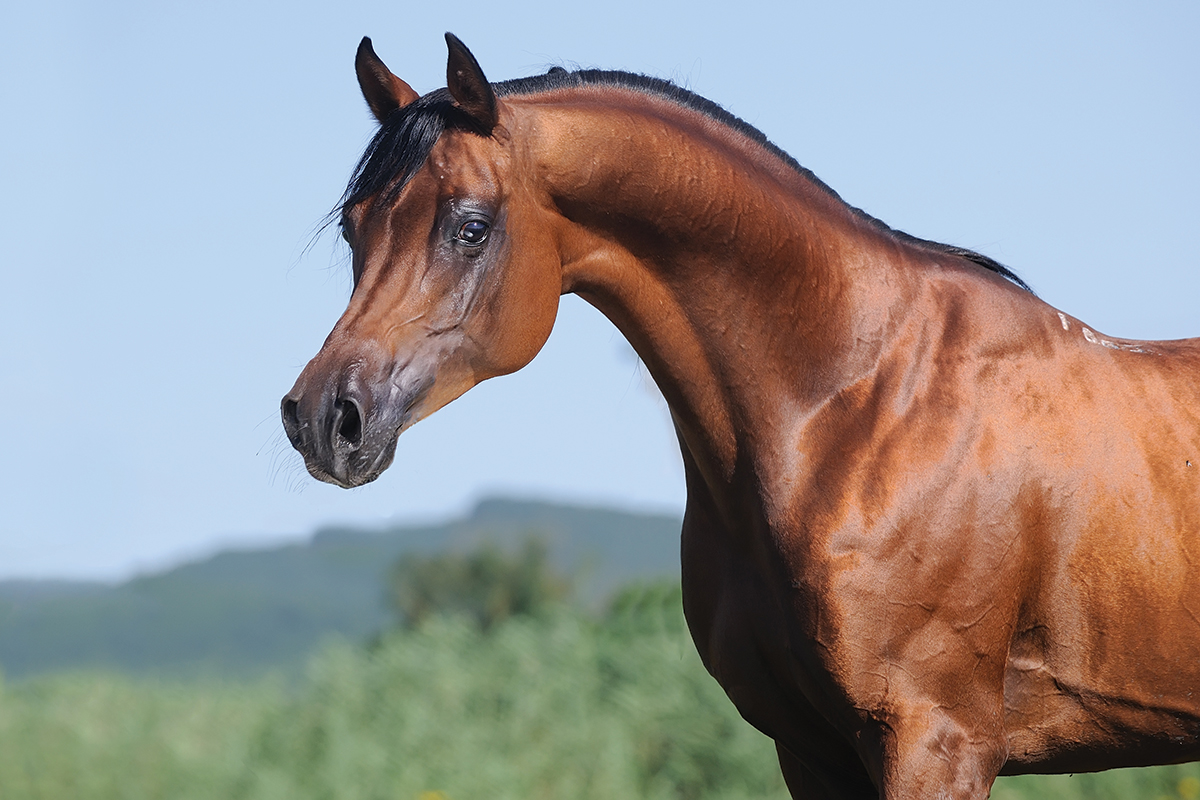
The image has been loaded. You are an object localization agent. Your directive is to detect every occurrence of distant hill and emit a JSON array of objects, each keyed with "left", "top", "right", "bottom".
[{"left": 0, "top": 498, "right": 681, "bottom": 680}]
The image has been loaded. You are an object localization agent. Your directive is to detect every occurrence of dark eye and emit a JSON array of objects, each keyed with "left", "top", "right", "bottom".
[{"left": 456, "top": 219, "right": 490, "bottom": 246}]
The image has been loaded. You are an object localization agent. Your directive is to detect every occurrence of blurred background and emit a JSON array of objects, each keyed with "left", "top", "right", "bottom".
[{"left": 1, "top": 1, "right": 1199, "bottom": 798}]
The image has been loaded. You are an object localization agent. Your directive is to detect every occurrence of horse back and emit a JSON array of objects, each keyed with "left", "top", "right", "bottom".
[{"left": 995, "top": 314, "right": 1200, "bottom": 770}]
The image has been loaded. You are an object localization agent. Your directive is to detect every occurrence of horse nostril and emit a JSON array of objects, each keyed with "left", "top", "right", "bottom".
[
  {"left": 334, "top": 398, "right": 363, "bottom": 447},
  {"left": 281, "top": 397, "right": 301, "bottom": 433}
]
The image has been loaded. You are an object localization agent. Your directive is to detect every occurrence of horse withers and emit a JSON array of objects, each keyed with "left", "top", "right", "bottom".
[{"left": 282, "top": 34, "right": 1200, "bottom": 799}]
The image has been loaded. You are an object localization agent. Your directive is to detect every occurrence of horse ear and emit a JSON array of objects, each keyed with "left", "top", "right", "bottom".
[
  {"left": 444, "top": 33, "right": 498, "bottom": 132},
  {"left": 355, "top": 37, "right": 420, "bottom": 123}
]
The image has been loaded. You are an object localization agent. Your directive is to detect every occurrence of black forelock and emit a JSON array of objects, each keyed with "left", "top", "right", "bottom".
[
  {"left": 336, "top": 68, "right": 1030, "bottom": 292},
  {"left": 338, "top": 89, "right": 454, "bottom": 220}
]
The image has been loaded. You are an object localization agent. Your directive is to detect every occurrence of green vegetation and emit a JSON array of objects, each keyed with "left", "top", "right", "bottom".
[
  {"left": 388, "top": 537, "right": 569, "bottom": 630},
  {"left": 994, "top": 770, "right": 1200, "bottom": 800},
  {"left": 0, "top": 671, "right": 274, "bottom": 798},
  {"left": 1, "top": 512, "right": 1197, "bottom": 799},
  {"left": 0, "top": 579, "right": 1196, "bottom": 798},
  {"left": 0, "top": 583, "right": 789, "bottom": 800},
  {"left": 244, "top": 583, "right": 788, "bottom": 800}
]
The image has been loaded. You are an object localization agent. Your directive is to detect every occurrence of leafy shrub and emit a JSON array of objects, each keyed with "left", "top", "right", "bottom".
[
  {"left": 388, "top": 537, "right": 569, "bottom": 631},
  {"left": 239, "top": 586, "right": 788, "bottom": 800}
]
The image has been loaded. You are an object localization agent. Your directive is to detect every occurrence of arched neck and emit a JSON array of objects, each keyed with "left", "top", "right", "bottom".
[{"left": 511, "top": 88, "right": 917, "bottom": 493}]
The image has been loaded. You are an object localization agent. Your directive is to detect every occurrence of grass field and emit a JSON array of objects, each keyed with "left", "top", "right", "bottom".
[{"left": 0, "top": 581, "right": 1195, "bottom": 799}]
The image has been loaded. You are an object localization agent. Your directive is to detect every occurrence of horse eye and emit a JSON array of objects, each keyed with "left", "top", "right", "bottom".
[{"left": 457, "top": 219, "right": 490, "bottom": 246}]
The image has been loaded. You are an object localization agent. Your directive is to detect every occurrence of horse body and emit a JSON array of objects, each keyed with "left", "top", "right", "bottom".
[
  {"left": 676, "top": 270, "right": 1200, "bottom": 793},
  {"left": 531, "top": 79, "right": 1200, "bottom": 787},
  {"left": 283, "top": 35, "right": 1200, "bottom": 798}
]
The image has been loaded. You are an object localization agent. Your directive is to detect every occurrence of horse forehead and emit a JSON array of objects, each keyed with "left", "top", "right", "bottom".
[{"left": 427, "top": 131, "right": 507, "bottom": 189}]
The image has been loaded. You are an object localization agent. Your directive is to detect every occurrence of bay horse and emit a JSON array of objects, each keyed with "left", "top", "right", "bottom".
[{"left": 282, "top": 34, "right": 1200, "bottom": 799}]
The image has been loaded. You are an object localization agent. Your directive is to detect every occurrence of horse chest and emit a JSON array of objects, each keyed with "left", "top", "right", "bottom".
[{"left": 677, "top": 491, "right": 871, "bottom": 745}]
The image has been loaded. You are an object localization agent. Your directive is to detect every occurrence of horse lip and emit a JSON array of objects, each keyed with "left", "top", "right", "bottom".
[
  {"left": 302, "top": 437, "right": 397, "bottom": 488},
  {"left": 303, "top": 462, "right": 357, "bottom": 488}
]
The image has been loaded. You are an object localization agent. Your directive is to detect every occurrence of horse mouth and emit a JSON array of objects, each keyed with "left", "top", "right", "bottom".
[{"left": 301, "top": 438, "right": 399, "bottom": 488}]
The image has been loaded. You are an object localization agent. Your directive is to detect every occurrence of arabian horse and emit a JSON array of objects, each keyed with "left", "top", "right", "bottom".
[{"left": 282, "top": 34, "right": 1200, "bottom": 799}]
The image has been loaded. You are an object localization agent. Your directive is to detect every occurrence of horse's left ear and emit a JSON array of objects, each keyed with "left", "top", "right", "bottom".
[{"left": 445, "top": 33, "right": 498, "bottom": 132}]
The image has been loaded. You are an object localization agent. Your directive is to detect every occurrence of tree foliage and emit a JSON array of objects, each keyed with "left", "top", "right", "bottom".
[{"left": 387, "top": 536, "right": 569, "bottom": 630}]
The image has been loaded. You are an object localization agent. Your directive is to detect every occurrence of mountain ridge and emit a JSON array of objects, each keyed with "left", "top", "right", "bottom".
[{"left": 0, "top": 498, "right": 682, "bottom": 679}]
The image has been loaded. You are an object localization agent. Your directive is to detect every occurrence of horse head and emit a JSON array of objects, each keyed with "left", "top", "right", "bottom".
[{"left": 282, "top": 35, "right": 562, "bottom": 487}]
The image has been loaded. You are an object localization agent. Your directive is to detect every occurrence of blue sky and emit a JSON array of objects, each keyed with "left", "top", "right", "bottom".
[{"left": 1, "top": 1, "right": 1197, "bottom": 579}]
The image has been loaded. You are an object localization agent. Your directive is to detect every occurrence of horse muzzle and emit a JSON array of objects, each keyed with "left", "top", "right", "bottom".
[{"left": 281, "top": 360, "right": 432, "bottom": 488}]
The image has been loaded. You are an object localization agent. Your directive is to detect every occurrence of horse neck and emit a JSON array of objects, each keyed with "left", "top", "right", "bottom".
[{"left": 515, "top": 89, "right": 915, "bottom": 487}]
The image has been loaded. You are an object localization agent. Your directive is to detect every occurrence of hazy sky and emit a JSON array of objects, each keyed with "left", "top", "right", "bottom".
[{"left": 1, "top": 1, "right": 1197, "bottom": 580}]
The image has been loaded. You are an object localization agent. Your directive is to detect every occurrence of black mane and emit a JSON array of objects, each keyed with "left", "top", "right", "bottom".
[{"left": 340, "top": 69, "right": 1030, "bottom": 292}]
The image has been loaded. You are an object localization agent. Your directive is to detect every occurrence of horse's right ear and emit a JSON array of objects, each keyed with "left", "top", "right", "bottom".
[
  {"left": 445, "top": 33, "right": 498, "bottom": 132},
  {"left": 355, "top": 37, "right": 419, "bottom": 123}
]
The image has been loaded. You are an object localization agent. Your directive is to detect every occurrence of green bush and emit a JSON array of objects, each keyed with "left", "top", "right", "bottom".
[
  {"left": 388, "top": 537, "right": 569, "bottom": 631},
  {"left": 240, "top": 582, "right": 787, "bottom": 800}
]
